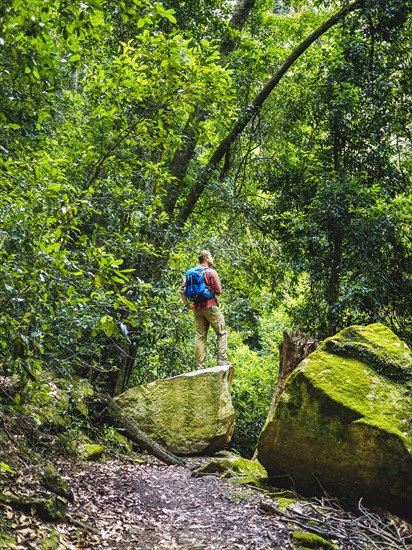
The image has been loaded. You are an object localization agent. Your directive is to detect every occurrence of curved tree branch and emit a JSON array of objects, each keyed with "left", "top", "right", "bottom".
[{"left": 175, "top": 0, "right": 365, "bottom": 228}]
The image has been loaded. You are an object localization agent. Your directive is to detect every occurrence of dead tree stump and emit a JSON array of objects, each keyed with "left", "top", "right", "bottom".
[
  {"left": 268, "top": 331, "right": 318, "bottom": 419},
  {"left": 278, "top": 330, "right": 317, "bottom": 391}
]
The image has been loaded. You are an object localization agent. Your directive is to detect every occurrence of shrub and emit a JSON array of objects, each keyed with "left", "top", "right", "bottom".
[{"left": 229, "top": 332, "right": 279, "bottom": 458}]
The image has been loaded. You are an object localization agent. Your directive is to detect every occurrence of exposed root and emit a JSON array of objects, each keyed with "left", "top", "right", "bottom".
[{"left": 260, "top": 495, "right": 412, "bottom": 549}]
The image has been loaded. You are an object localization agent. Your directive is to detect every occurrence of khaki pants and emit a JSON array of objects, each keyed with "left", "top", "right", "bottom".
[{"left": 194, "top": 306, "right": 228, "bottom": 369}]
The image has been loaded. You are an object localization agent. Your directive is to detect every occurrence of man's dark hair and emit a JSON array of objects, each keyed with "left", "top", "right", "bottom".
[{"left": 198, "top": 250, "right": 211, "bottom": 263}]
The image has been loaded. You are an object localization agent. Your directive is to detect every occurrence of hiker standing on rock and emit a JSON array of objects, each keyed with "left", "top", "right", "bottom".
[{"left": 179, "top": 250, "right": 231, "bottom": 370}]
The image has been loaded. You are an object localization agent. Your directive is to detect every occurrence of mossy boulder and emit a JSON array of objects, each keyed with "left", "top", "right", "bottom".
[
  {"left": 113, "top": 365, "right": 235, "bottom": 455},
  {"left": 256, "top": 323, "right": 412, "bottom": 518},
  {"left": 193, "top": 451, "right": 268, "bottom": 486},
  {"left": 78, "top": 443, "right": 104, "bottom": 461},
  {"left": 58, "top": 433, "right": 104, "bottom": 461}
]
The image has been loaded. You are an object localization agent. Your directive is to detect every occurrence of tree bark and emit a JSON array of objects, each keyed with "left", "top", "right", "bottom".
[
  {"left": 267, "top": 330, "right": 317, "bottom": 419},
  {"left": 219, "top": 0, "right": 258, "bottom": 56},
  {"left": 163, "top": 107, "right": 205, "bottom": 217},
  {"left": 326, "top": 229, "right": 343, "bottom": 336},
  {"left": 174, "top": 0, "right": 364, "bottom": 228},
  {"left": 252, "top": 330, "right": 317, "bottom": 461}
]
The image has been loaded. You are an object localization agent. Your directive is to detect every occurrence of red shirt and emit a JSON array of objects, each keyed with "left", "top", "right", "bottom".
[{"left": 180, "top": 265, "right": 222, "bottom": 310}]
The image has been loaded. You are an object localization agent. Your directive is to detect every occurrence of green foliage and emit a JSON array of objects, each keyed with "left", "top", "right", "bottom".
[
  {"left": 230, "top": 331, "right": 279, "bottom": 457},
  {"left": 233, "top": 1, "right": 412, "bottom": 342},
  {"left": 0, "top": 0, "right": 233, "bottom": 388},
  {"left": 0, "top": 0, "right": 412, "bottom": 460}
]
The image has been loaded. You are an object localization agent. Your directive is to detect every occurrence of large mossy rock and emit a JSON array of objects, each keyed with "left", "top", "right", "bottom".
[
  {"left": 113, "top": 365, "right": 235, "bottom": 455},
  {"left": 256, "top": 323, "right": 412, "bottom": 518}
]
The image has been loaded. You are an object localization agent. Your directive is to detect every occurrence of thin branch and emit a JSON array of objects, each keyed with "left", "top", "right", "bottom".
[{"left": 260, "top": 496, "right": 412, "bottom": 550}]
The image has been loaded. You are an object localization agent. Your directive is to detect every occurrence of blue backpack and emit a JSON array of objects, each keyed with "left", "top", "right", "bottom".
[{"left": 184, "top": 266, "right": 215, "bottom": 302}]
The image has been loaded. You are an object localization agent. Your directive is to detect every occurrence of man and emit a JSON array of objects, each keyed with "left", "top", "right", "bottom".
[{"left": 180, "top": 250, "right": 231, "bottom": 369}]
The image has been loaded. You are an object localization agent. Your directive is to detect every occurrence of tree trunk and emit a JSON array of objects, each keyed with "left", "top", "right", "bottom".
[
  {"left": 113, "top": 342, "right": 136, "bottom": 396},
  {"left": 219, "top": 0, "right": 258, "bottom": 56},
  {"left": 252, "top": 330, "right": 317, "bottom": 461},
  {"left": 268, "top": 331, "right": 317, "bottom": 419},
  {"left": 326, "top": 229, "right": 343, "bottom": 336}
]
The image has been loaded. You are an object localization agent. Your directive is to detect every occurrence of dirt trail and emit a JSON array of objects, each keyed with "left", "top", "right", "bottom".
[
  {"left": 3, "top": 455, "right": 412, "bottom": 549},
  {"left": 67, "top": 458, "right": 293, "bottom": 549}
]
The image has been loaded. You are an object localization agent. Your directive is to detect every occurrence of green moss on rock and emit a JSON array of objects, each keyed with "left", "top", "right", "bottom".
[
  {"left": 321, "top": 324, "right": 412, "bottom": 382},
  {"left": 292, "top": 532, "right": 339, "bottom": 550},
  {"left": 38, "top": 496, "right": 67, "bottom": 521},
  {"left": 22, "top": 374, "right": 93, "bottom": 430},
  {"left": 257, "top": 323, "right": 412, "bottom": 518},
  {"left": 69, "top": 377, "right": 94, "bottom": 416},
  {"left": 113, "top": 365, "right": 235, "bottom": 455},
  {"left": 102, "top": 427, "right": 133, "bottom": 455},
  {"left": 39, "top": 465, "right": 74, "bottom": 503},
  {"left": 193, "top": 452, "right": 267, "bottom": 486},
  {"left": 78, "top": 443, "right": 104, "bottom": 461},
  {"left": 58, "top": 434, "right": 103, "bottom": 461},
  {"left": 24, "top": 376, "right": 70, "bottom": 429},
  {"left": 41, "top": 530, "right": 61, "bottom": 549},
  {"left": 274, "top": 496, "right": 296, "bottom": 510}
]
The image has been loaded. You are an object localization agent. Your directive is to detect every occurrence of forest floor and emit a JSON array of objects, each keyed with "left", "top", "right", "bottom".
[
  {"left": 1, "top": 453, "right": 295, "bottom": 550},
  {"left": 1, "top": 387, "right": 412, "bottom": 550},
  {"left": 2, "top": 451, "right": 412, "bottom": 550}
]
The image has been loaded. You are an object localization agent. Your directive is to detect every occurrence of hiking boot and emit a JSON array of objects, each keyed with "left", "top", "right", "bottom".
[{"left": 217, "top": 360, "right": 233, "bottom": 367}]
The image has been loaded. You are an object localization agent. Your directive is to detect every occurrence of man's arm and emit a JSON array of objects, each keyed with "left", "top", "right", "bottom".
[
  {"left": 179, "top": 282, "right": 193, "bottom": 309},
  {"left": 205, "top": 269, "right": 222, "bottom": 295}
]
